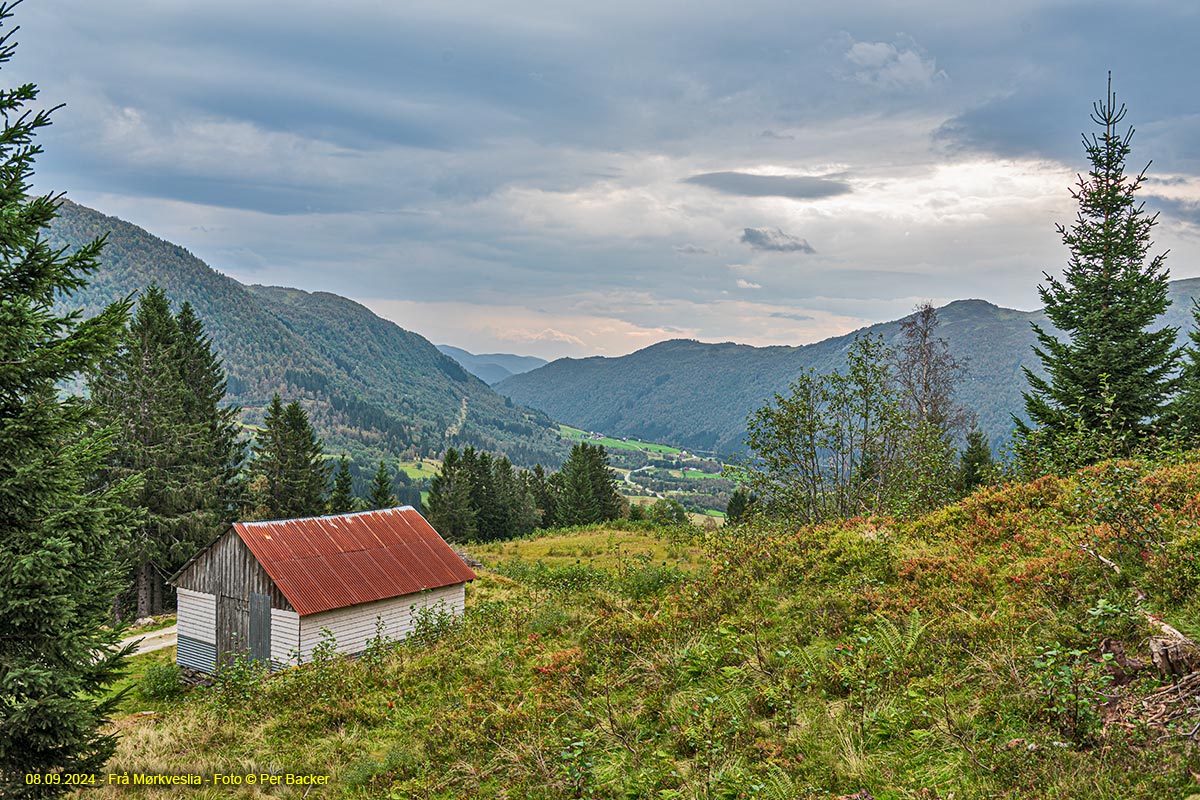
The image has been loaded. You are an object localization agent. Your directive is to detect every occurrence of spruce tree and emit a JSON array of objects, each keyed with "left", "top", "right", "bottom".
[
  {"left": 554, "top": 443, "right": 621, "bottom": 526},
  {"left": 485, "top": 456, "right": 517, "bottom": 541},
  {"left": 90, "top": 285, "right": 198, "bottom": 617},
  {"left": 91, "top": 289, "right": 243, "bottom": 616},
  {"left": 94, "top": 292, "right": 244, "bottom": 616},
  {"left": 556, "top": 454, "right": 600, "bottom": 526},
  {"left": 368, "top": 459, "right": 397, "bottom": 509},
  {"left": 529, "top": 463, "right": 557, "bottom": 527},
  {"left": 175, "top": 301, "right": 244, "bottom": 518},
  {"left": 424, "top": 448, "right": 477, "bottom": 541},
  {"left": 956, "top": 430, "right": 994, "bottom": 494},
  {"left": 1019, "top": 75, "right": 1178, "bottom": 460},
  {"left": 725, "top": 487, "right": 758, "bottom": 525},
  {"left": 1171, "top": 299, "right": 1200, "bottom": 442},
  {"left": 512, "top": 468, "right": 543, "bottom": 535},
  {"left": 0, "top": 2, "right": 136, "bottom": 787},
  {"left": 584, "top": 443, "right": 624, "bottom": 521},
  {"left": 247, "top": 395, "right": 330, "bottom": 518},
  {"left": 328, "top": 455, "right": 355, "bottom": 513},
  {"left": 467, "top": 448, "right": 502, "bottom": 540}
]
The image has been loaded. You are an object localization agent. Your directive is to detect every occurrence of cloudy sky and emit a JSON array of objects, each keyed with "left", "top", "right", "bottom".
[{"left": 11, "top": 1, "right": 1200, "bottom": 359}]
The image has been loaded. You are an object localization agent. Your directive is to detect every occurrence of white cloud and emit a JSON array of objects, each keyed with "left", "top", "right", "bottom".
[
  {"left": 488, "top": 327, "right": 588, "bottom": 348},
  {"left": 736, "top": 279, "right": 762, "bottom": 289},
  {"left": 843, "top": 34, "right": 947, "bottom": 90}
]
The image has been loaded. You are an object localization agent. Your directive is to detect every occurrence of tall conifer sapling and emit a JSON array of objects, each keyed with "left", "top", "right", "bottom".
[
  {"left": 1019, "top": 74, "right": 1178, "bottom": 462},
  {"left": 368, "top": 459, "right": 397, "bottom": 509},
  {"left": 328, "top": 454, "right": 355, "bottom": 513},
  {"left": 0, "top": 3, "right": 136, "bottom": 791}
]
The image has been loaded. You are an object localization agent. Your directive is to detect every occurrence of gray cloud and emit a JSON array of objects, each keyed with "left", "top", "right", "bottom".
[
  {"left": 741, "top": 228, "right": 816, "bottom": 253},
  {"left": 685, "top": 172, "right": 852, "bottom": 200},
  {"left": 1150, "top": 197, "right": 1200, "bottom": 228},
  {"left": 934, "top": 90, "right": 1081, "bottom": 162},
  {"left": 9, "top": 0, "right": 1200, "bottom": 359}
]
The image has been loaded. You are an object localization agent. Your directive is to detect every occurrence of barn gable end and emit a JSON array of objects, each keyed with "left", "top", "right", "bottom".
[
  {"left": 173, "top": 528, "right": 295, "bottom": 669},
  {"left": 174, "top": 528, "right": 293, "bottom": 611}
]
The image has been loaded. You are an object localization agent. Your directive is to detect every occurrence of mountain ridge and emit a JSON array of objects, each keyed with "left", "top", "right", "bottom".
[
  {"left": 48, "top": 200, "right": 566, "bottom": 470},
  {"left": 496, "top": 280, "right": 1200, "bottom": 456}
]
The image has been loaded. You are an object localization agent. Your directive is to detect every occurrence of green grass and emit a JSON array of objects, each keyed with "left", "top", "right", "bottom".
[
  {"left": 107, "top": 646, "right": 180, "bottom": 715},
  {"left": 683, "top": 469, "right": 724, "bottom": 480},
  {"left": 397, "top": 458, "right": 440, "bottom": 479},
  {"left": 108, "top": 613, "right": 176, "bottom": 637},
  {"left": 87, "top": 459, "right": 1200, "bottom": 798},
  {"left": 469, "top": 526, "right": 704, "bottom": 571},
  {"left": 644, "top": 466, "right": 724, "bottom": 481},
  {"left": 129, "top": 613, "right": 177, "bottom": 634}
]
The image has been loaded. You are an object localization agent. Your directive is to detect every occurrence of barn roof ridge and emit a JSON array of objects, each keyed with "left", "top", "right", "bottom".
[{"left": 237, "top": 505, "right": 418, "bottom": 527}]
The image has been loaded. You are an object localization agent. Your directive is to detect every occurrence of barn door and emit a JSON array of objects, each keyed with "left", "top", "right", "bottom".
[
  {"left": 216, "top": 594, "right": 249, "bottom": 666},
  {"left": 249, "top": 592, "right": 272, "bottom": 666}
]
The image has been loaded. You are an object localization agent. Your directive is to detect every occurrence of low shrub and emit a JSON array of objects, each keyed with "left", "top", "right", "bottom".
[{"left": 138, "top": 661, "right": 184, "bottom": 700}]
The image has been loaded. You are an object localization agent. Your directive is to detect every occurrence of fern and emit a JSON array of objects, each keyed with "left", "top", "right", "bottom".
[
  {"left": 876, "top": 609, "right": 930, "bottom": 666},
  {"left": 792, "top": 645, "right": 826, "bottom": 685},
  {"left": 757, "top": 766, "right": 798, "bottom": 800}
]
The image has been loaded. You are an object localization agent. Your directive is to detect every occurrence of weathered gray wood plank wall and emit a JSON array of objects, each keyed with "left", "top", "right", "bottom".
[{"left": 174, "top": 530, "right": 292, "bottom": 611}]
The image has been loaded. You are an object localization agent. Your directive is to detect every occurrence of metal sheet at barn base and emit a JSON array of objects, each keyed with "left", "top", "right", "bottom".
[{"left": 177, "top": 634, "right": 217, "bottom": 674}]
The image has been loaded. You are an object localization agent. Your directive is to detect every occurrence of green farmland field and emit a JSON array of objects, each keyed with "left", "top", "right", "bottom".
[{"left": 557, "top": 424, "right": 681, "bottom": 454}]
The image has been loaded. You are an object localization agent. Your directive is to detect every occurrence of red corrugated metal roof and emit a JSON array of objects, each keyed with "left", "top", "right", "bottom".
[{"left": 233, "top": 507, "right": 476, "bottom": 616}]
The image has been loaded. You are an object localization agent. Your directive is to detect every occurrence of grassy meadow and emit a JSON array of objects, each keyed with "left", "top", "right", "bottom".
[
  {"left": 79, "top": 458, "right": 1200, "bottom": 798},
  {"left": 396, "top": 459, "right": 440, "bottom": 480},
  {"left": 558, "top": 424, "right": 683, "bottom": 454}
]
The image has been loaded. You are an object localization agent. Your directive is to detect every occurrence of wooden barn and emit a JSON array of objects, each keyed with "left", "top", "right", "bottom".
[{"left": 170, "top": 506, "right": 476, "bottom": 673}]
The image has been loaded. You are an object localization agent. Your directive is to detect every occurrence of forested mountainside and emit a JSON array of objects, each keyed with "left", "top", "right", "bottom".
[
  {"left": 436, "top": 345, "right": 548, "bottom": 385},
  {"left": 48, "top": 200, "right": 565, "bottom": 469},
  {"left": 497, "top": 282, "right": 1200, "bottom": 457}
]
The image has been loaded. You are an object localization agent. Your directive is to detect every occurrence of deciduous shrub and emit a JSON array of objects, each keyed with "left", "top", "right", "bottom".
[{"left": 138, "top": 661, "right": 183, "bottom": 700}]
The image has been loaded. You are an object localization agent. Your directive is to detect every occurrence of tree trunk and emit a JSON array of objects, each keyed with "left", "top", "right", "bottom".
[
  {"left": 136, "top": 562, "right": 153, "bottom": 618},
  {"left": 150, "top": 570, "right": 162, "bottom": 615}
]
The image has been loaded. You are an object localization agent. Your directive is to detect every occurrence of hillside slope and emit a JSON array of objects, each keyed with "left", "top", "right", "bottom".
[
  {"left": 48, "top": 200, "right": 565, "bottom": 468},
  {"left": 95, "top": 458, "right": 1200, "bottom": 798},
  {"left": 497, "top": 283, "right": 1200, "bottom": 456}
]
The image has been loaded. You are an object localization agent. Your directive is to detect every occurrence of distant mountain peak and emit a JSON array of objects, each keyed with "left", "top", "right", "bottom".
[{"left": 435, "top": 345, "right": 549, "bottom": 385}]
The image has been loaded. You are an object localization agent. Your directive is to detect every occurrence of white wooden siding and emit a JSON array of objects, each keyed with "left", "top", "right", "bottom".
[
  {"left": 177, "top": 588, "right": 216, "bottom": 643},
  {"left": 296, "top": 583, "right": 465, "bottom": 661},
  {"left": 270, "top": 608, "right": 301, "bottom": 669}
]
